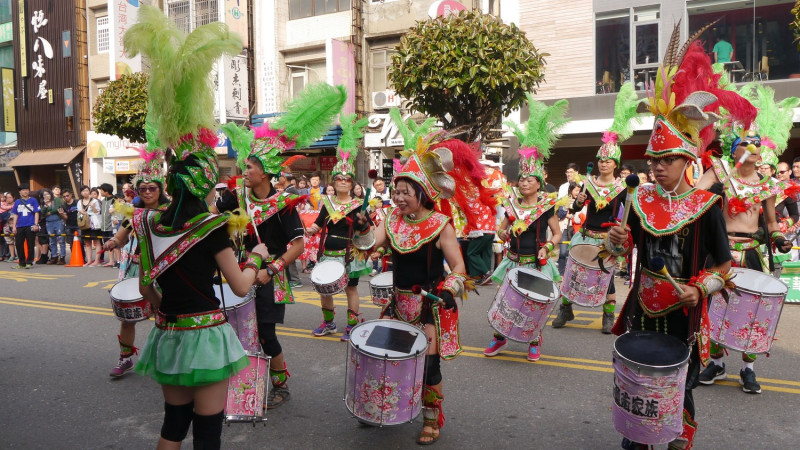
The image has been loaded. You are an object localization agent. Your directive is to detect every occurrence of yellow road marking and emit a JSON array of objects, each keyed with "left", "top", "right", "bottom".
[
  {"left": 84, "top": 279, "right": 120, "bottom": 288},
  {"left": 3, "top": 295, "right": 800, "bottom": 394},
  {"left": 0, "top": 271, "right": 74, "bottom": 282}
]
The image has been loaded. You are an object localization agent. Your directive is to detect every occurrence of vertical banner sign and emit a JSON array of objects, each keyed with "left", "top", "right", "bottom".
[
  {"left": 62, "top": 30, "right": 71, "bottom": 57},
  {"left": 18, "top": 0, "right": 27, "bottom": 78},
  {"left": 2, "top": 68, "right": 16, "bottom": 132},
  {"left": 109, "top": 0, "right": 141, "bottom": 80},
  {"left": 326, "top": 38, "right": 356, "bottom": 115},
  {"left": 225, "top": 0, "right": 248, "bottom": 48},
  {"left": 225, "top": 55, "right": 248, "bottom": 120},
  {"left": 64, "top": 88, "right": 73, "bottom": 117},
  {"left": 30, "top": 6, "right": 54, "bottom": 103}
]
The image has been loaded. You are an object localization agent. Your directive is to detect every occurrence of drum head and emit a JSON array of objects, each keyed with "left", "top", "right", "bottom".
[
  {"left": 614, "top": 330, "right": 689, "bottom": 368},
  {"left": 509, "top": 267, "right": 558, "bottom": 300},
  {"left": 311, "top": 260, "right": 346, "bottom": 284},
  {"left": 110, "top": 278, "right": 142, "bottom": 301},
  {"left": 569, "top": 244, "right": 602, "bottom": 268},
  {"left": 349, "top": 319, "right": 428, "bottom": 359},
  {"left": 370, "top": 271, "right": 393, "bottom": 287},
  {"left": 730, "top": 267, "right": 788, "bottom": 296},
  {"left": 214, "top": 284, "right": 249, "bottom": 308}
]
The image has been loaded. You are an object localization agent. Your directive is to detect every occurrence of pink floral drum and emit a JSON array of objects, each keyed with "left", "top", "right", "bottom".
[
  {"left": 344, "top": 319, "right": 428, "bottom": 426},
  {"left": 369, "top": 271, "right": 394, "bottom": 307},
  {"left": 708, "top": 267, "right": 787, "bottom": 354},
  {"left": 225, "top": 353, "right": 270, "bottom": 423},
  {"left": 311, "top": 260, "right": 347, "bottom": 295},
  {"left": 612, "top": 331, "right": 689, "bottom": 445},
  {"left": 110, "top": 278, "right": 152, "bottom": 322},
  {"left": 215, "top": 283, "right": 259, "bottom": 353},
  {"left": 488, "top": 267, "right": 559, "bottom": 342},
  {"left": 561, "top": 244, "right": 616, "bottom": 307}
]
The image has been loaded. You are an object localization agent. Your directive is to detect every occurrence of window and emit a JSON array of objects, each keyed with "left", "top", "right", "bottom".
[
  {"left": 594, "top": 6, "right": 659, "bottom": 94},
  {"left": 96, "top": 16, "right": 109, "bottom": 54},
  {"left": 0, "top": 0, "right": 11, "bottom": 24},
  {"left": 631, "top": 6, "right": 660, "bottom": 92},
  {"left": 289, "top": 0, "right": 351, "bottom": 20},
  {"left": 688, "top": 0, "right": 800, "bottom": 82},
  {"left": 167, "top": 0, "right": 218, "bottom": 34},
  {"left": 371, "top": 48, "right": 396, "bottom": 92},
  {"left": 288, "top": 61, "right": 326, "bottom": 98},
  {"left": 0, "top": 44, "right": 12, "bottom": 68}
]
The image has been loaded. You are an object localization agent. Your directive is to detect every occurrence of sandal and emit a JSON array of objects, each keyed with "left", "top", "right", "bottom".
[
  {"left": 416, "top": 418, "right": 440, "bottom": 445},
  {"left": 266, "top": 385, "right": 291, "bottom": 409}
]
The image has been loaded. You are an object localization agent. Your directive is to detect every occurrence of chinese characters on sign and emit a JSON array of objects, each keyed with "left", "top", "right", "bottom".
[
  {"left": 613, "top": 383, "right": 660, "bottom": 419},
  {"left": 109, "top": 0, "right": 141, "bottom": 80},
  {"left": 225, "top": 55, "right": 249, "bottom": 120},
  {"left": 30, "top": 9, "right": 53, "bottom": 101}
]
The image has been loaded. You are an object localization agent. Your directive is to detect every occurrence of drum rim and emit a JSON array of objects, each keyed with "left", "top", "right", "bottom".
[
  {"left": 370, "top": 271, "right": 393, "bottom": 286},
  {"left": 613, "top": 331, "right": 690, "bottom": 372},
  {"left": 507, "top": 266, "right": 560, "bottom": 302},
  {"left": 310, "top": 260, "right": 346, "bottom": 282},
  {"left": 347, "top": 319, "right": 428, "bottom": 359},
  {"left": 568, "top": 243, "right": 614, "bottom": 269},
  {"left": 728, "top": 267, "right": 789, "bottom": 296},
  {"left": 110, "top": 277, "right": 143, "bottom": 299}
]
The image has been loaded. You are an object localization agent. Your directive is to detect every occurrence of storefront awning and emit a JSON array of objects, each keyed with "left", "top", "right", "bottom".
[{"left": 8, "top": 146, "right": 85, "bottom": 167}]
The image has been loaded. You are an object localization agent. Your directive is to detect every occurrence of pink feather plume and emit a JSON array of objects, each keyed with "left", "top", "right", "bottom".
[
  {"left": 601, "top": 131, "right": 619, "bottom": 144},
  {"left": 761, "top": 137, "right": 776, "bottom": 150},
  {"left": 393, "top": 158, "right": 403, "bottom": 172},
  {"left": 517, "top": 147, "right": 538, "bottom": 159}
]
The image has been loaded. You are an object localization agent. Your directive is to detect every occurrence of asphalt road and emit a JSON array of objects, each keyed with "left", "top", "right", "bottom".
[{"left": 1, "top": 263, "right": 800, "bottom": 449}]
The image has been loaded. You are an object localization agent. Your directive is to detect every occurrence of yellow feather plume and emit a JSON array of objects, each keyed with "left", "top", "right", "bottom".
[
  {"left": 511, "top": 219, "right": 528, "bottom": 236},
  {"left": 368, "top": 197, "right": 383, "bottom": 210},
  {"left": 226, "top": 208, "right": 250, "bottom": 238},
  {"left": 116, "top": 202, "right": 135, "bottom": 220}
]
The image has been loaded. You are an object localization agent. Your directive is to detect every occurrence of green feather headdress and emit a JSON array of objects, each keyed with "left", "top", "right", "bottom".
[
  {"left": 598, "top": 82, "right": 642, "bottom": 164},
  {"left": 332, "top": 113, "right": 369, "bottom": 178},
  {"left": 220, "top": 122, "right": 255, "bottom": 172},
  {"left": 750, "top": 85, "right": 799, "bottom": 156},
  {"left": 505, "top": 96, "right": 570, "bottom": 180},
  {"left": 389, "top": 108, "right": 438, "bottom": 158}
]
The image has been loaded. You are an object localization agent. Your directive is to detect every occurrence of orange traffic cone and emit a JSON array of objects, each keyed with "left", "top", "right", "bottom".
[{"left": 66, "top": 231, "right": 85, "bottom": 267}]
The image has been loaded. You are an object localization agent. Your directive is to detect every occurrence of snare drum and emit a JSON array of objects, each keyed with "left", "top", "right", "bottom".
[
  {"left": 369, "top": 271, "right": 394, "bottom": 307},
  {"left": 612, "top": 331, "right": 690, "bottom": 445},
  {"left": 214, "top": 283, "right": 259, "bottom": 353},
  {"left": 561, "top": 244, "right": 616, "bottom": 307},
  {"left": 311, "top": 259, "right": 347, "bottom": 295},
  {"left": 110, "top": 278, "right": 152, "bottom": 322},
  {"left": 344, "top": 320, "right": 428, "bottom": 426},
  {"left": 487, "top": 267, "right": 559, "bottom": 342},
  {"left": 225, "top": 352, "right": 271, "bottom": 423},
  {"left": 708, "top": 267, "right": 787, "bottom": 354}
]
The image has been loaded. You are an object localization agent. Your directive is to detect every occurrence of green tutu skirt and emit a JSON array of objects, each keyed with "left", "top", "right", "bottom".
[
  {"left": 491, "top": 256, "right": 561, "bottom": 285},
  {"left": 135, "top": 322, "right": 249, "bottom": 386},
  {"left": 320, "top": 253, "right": 372, "bottom": 278}
]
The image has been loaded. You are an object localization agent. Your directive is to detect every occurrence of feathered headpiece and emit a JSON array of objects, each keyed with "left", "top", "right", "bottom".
[
  {"left": 332, "top": 113, "right": 369, "bottom": 178},
  {"left": 644, "top": 20, "right": 757, "bottom": 162},
  {"left": 131, "top": 146, "right": 165, "bottom": 186},
  {"left": 124, "top": 4, "right": 242, "bottom": 199},
  {"left": 391, "top": 109, "right": 452, "bottom": 200},
  {"left": 598, "top": 82, "right": 641, "bottom": 164},
  {"left": 748, "top": 85, "right": 799, "bottom": 169},
  {"left": 250, "top": 83, "right": 347, "bottom": 175},
  {"left": 505, "top": 95, "right": 570, "bottom": 182}
]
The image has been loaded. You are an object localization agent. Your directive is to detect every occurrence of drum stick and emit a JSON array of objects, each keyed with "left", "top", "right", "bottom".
[
  {"left": 650, "top": 257, "right": 684, "bottom": 295},
  {"left": 411, "top": 284, "right": 443, "bottom": 304},
  {"left": 244, "top": 186, "right": 263, "bottom": 245},
  {"left": 734, "top": 145, "right": 756, "bottom": 172},
  {"left": 579, "top": 162, "right": 594, "bottom": 197},
  {"left": 619, "top": 174, "right": 640, "bottom": 227}
]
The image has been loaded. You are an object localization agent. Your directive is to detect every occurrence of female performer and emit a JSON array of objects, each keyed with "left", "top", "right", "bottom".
[
  {"left": 307, "top": 115, "right": 371, "bottom": 341},
  {"left": 125, "top": 6, "right": 252, "bottom": 448},
  {"left": 553, "top": 82, "right": 641, "bottom": 334},
  {"left": 483, "top": 97, "right": 567, "bottom": 361},
  {"left": 103, "top": 147, "right": 168, "bottom": 377},
  {"left": 370, "top": 129, "right": 489, "bottom": 444}
]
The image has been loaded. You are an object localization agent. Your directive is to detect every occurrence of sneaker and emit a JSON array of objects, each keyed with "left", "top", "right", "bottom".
[
  {"left": 527, "top": 342, "right": 541, "bottom": 362},
  {"left": 739, "top": 368, "right": 762, "bottom": 394},
  {"left": 341, "top": 324, "right": 354, "bottom": 341},
  {"left": 312, "top": 320, "right": 337, "bottom": 336},
  {"left": 698, "top": 361, "right": 726, "bottom": 385},
  {"left": 478, "top": 272, "right": 493, "bottom": 286},
  {"left": 289, "top": 281, "right": 303, "bottom": 289},
  {"left": 551, "top": 303, "right": 574, "bottom": 328},
  {"left": 110, "top": 357, "right": 134, "bottom": 377},
  {"left": 602, "top": 312, "right": 615, "bottom": 334},
  {"left": 483, "top": 336, "right": 507, "bottom": 356},
  {"left": 267, "top": 385, "right": 291, "bottom": 409},
  {"left": 11, "top": 264, "right": 26, "bottom": 269}
]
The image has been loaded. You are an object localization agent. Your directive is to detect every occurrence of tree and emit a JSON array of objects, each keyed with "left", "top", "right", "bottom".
[
  {"left": 792, "top": 1, "right": 800, "bottom": 51},
  {"left": 92, "top": 72, "right": 149, "bottom": 143},
  {"left": 389, "top": 10, "right": 547, "bottom": 142}
]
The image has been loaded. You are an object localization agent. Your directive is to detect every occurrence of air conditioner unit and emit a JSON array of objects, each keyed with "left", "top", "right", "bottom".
[{"left": 371, "top": 90, "right": 403, "bottom": 110}]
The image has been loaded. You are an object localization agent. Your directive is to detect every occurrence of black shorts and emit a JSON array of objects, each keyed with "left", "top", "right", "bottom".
[{"left": 254, "top": 283, "right": 286, "bottom": 325}]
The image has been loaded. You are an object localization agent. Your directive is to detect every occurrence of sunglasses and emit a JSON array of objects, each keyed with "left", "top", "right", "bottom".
[
  {"left": 334, "top": 176, "right": 353, "bottom": 183},
  {"left": 741, "top": 139, "right": 761, "bottom": 148},
  {"left": 138, "top": 186, "right": 159, "bottom": 193},
  {"left": 647, "top": 156, "right": 681, "bottom": 167}
]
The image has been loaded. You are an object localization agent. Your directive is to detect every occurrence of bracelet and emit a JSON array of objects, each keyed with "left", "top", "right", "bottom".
[
  {"left": 542, "top": 242, "right": 555, "bottom": 253},
  {"left": 688, "top": 270, "right": 728, "bottom": 298},
  {"left": 771, "top": 231, "right": 787, "bottom": 242},
  {"left": 244, "top": 252, "right": 263, "bottom": 273},
  {"left": 442, "top": 272, "right": 468, "bottom": 298},
  {"left": 267, "top": 256, "right": 286, "bottom": 275}
]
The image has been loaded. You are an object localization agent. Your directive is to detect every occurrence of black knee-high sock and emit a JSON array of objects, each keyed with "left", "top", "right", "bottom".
[
  {"left": 160, "top": 401, "right": 193, "bottom": 442},
  {"left": 192, "top": 410, "right": 224, "bottom": 450}
]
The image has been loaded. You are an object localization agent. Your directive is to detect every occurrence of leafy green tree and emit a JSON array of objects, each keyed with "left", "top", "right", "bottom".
[
  {"left": 389, "top": 10, "right": 547, "bottom": 142},
  {"left": 91, "top": 72, "right": 149, "bottom": 143},
  {"left": 792, "top": 1, "right": 800, "bottom": 51}
]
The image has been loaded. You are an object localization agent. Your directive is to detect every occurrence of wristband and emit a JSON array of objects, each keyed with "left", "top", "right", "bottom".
[
  {"left": 441, "top": 272, "right": 468, "bottom": 299},
  {"left": 267, "top": 257, "right": 286, "bottom": 276},
  {"left": 244, "top": 252, "right": 263, "bottom": 273},
  {"left": 688, "top": 270, "right": 729, "bottom": 298},
  {"left": 542, "top": 242, "right": 555, "bottom": 253},
  {"left": 771, "top": 231, "right": 787, "bottom": 242}
]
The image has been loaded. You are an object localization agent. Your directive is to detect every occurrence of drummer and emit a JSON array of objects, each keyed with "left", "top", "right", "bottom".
[
  {"left": 370, "top": 135, "right": 486, "bottom": 445},
  {"left": 607, "top": 38, "right": 749, "bottom": 449},
  {"left": 483, "top": 98, "right": 567, "bottom": 362},
  {"left": 553, "top": 82, "right": 640, "bottom": 334},
  {"left": 103, "top": 146, "right": 168, "bottom": 378},
  {"left": 306, "top": 115, "right": 372, "bottom": 341},
  {"left": 695, "top": 110, "right": 793, "bottom": 394},
  {"left": 219, "top": 83, "right": 346, "bottom": 408}
]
